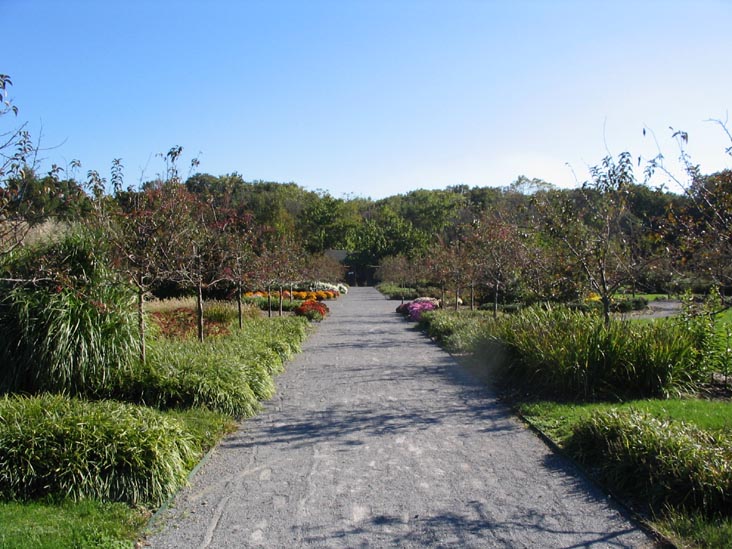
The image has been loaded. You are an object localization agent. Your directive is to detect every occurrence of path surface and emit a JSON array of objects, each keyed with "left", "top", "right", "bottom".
[{"left": 147, "top": 288, "right": 656, "bottom": 548}]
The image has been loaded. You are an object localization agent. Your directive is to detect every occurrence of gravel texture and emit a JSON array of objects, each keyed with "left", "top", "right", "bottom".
[{"left": 146, "top": 287, "right": 657, "bottom": 548}]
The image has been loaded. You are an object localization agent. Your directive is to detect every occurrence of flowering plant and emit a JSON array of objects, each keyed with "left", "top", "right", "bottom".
[
  {"left": 406, "top": 300, "right": 437, "bottom": 321},
  {"left": 294, "top": 300, "right": 330, "bottom": 321}
]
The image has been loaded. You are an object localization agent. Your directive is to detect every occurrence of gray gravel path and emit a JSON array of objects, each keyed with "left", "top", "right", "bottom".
[{"left": 146, "top": 287, "right": 656, "bottom": 548}]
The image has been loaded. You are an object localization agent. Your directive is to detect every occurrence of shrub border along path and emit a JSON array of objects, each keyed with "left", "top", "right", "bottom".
[{"left": 146, "top": 287, "right": 657, "bottom": 548}]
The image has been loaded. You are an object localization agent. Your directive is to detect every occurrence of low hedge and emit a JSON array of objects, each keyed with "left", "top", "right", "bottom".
[
  {"left": 566, "top": 409, "right": 732, "bottom": 516},
  {"left": 0, "top": 394, "right": 195, "bottom": 508}
]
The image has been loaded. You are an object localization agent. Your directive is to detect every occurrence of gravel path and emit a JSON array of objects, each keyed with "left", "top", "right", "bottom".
[{"left": 146, "top": 287, "right": 657, "bottom": 548}]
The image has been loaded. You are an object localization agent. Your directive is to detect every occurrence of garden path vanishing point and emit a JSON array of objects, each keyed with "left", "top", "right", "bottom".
[{"left": 146, "top": 287, "right": 658, "bottom": 548}]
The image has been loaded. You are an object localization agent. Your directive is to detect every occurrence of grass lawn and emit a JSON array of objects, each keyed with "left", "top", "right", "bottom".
[{"left": 0, "top": 499, "right": 148, "bottom": 549}]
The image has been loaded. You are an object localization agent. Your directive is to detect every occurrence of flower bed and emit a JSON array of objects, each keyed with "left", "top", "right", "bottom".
[
  {"left": 397, "top": 297, "right": 440, "bottom": 321},
  {"left": 294, "top": 300, "right": 330, "bottom": 321}
]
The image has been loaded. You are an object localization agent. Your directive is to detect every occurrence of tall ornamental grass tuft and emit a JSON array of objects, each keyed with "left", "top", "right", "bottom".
[
  {"left": 113, "top": 317, "right": 309, "bottom": 417},
  {"left": 419, "top": 305, "right": 712, "bottom": 400},
  {"left": 566, "top": 409, "right": 732, "bottom": 516},
  {"left": 0, "top": 227, "right": 138, "bottom": 397},
  {"left": 419, "top": 310, "right": 493, "bottom": 355},
  {"left": 0, "top": 394, "right": 195, "bottom": 508},
  {"left": 487, "top": 306, "right": 709, "bottom": 399}
]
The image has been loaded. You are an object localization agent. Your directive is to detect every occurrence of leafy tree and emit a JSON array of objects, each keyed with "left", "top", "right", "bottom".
[
  {"left": 172, "top": 195, "right": 235, "bottom": 342},
  {"left": 468, "top": 214, "right": 525, "bottom": 317},
  {"left": 303, "top": 252, "right": 346, "bottom": 285},
  {"left": 0, "top": 75, "right": 44, "bottom": 255},
  {"left": 254, "top": 236, "right": 303, "bottom": 317},
  {"left": 375, "top": 254, "right": 416, "bottom": 303},
  {"left": 347, "top": 204, "right": 424, "bottom": 284},
  {"left": 536, "top": 152, "right": 644, "bottom": 324},
  {"left": 298, "top": 192, "right": 357, "bottom": 253},
  {"left": 646, "top": 123, "right": 732, "bottom": 291},
  {"left": 109, "top": 182, "right": 198, "bottom": 359}
]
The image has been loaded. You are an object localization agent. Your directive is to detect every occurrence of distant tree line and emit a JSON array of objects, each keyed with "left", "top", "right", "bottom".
[{"left": 3, "top": 72, "right": 731, "bottom": 318}]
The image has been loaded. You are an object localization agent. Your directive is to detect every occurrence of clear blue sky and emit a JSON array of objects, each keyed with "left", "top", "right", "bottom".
[{"left": 4, "top": 0, "right": 732, "bottom": 198}]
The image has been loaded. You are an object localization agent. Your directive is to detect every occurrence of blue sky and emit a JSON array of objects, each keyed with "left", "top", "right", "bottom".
[{"left": 4, "top": 0, "right": 732, "bottom": 198}]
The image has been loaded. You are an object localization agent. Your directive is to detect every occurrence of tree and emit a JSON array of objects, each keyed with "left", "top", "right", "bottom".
[
  {"left": 347, "top": 204, "right": 424, "bottom": 284},
  {"left": 0, "top": 74, "right": 42, "bottom": 256},
  {"left": 109, "top": 182, "right": 198, "bottom": 360},
  {"left": 468, "top": 214, "right": 525, "bottom": 317},
  {"left": 536, "top": 152, "right": 643, "bottom": 324},
  {"left": 646, "top": 123, "right": 732, "bottom": 291},
  {"left": 173, "top": 195, "right": 234, "bottom": 342},
  {"left": 375, "top": 254, "right": 415, "bottom": 304},
  {"left": 254, "top": 236, "right": 302, "bottom": 317}
]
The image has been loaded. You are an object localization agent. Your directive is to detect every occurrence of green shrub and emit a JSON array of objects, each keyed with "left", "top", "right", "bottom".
[
  {"left": 0, "top": 394, "right": 195, "bottom": 508},
  {"left": 566, "top": 409, "right": 732, "bottom": 516},
  {"left": 612, "top": 296, "right": 649, "bottom": 313},
  {"left": 0, "top": 227, "right": 137, "bottom": 397}
]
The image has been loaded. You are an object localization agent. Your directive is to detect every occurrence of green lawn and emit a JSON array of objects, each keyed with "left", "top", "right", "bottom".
[{"left": 0, "top": 499, "right": 148, "bottom": 549}]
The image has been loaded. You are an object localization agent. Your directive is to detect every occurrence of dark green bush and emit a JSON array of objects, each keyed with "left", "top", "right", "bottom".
[
  {"left": 0, "top": 394, "right": 195, "bottom": 508},
  {"left": 566, "top": 409, "right": 732, "bottom": 516},
  {"left": 612, "top": 296, "right": 649, "bottom": 313},
  {"left": 0, "top": 227, "right": 137, "bottom": 397}
]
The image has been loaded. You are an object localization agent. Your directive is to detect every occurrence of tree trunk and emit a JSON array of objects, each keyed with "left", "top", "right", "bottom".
[
  {"left": 493, "top": 280, "right": 499, "bottom": 319},
  {"left": 197, "top": 281, "right": 205, "bottom": 343},
  {"left": 267, "top": 285, "right": 273, "bottom": 318},
  {"left": 278, "top": 285, "right": 284, "bottom": 317},
  {"left": 455, "top": 283, "right": 460, "bottom": 312},
  {"left": 470, "top": 283, "right": 475, "bottom": 311},
  {"left": 237, "top": 283, "right": 243, "bottom": 329},
  {"left": 601, "top": 294, "right": 611, "bottom": 326},
  {"left": 137, "top": 286, "right": 146, "bottom": 364}
]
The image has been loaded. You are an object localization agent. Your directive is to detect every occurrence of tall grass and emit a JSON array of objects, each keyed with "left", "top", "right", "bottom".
[
  {"left": 493, "top": 306, "right": 707, "bottom": 399},
  {"left": 566, "top": 409, "right": 732, "bottom": 516},
  {"left": 0, "top": 394, "right": 195, "bottom": 507},
  {"left": 0, "top": 227, "right": 138, "bottom": 397},
  {"left": 112, "top": 317, "right": 309, "bottom": 417},
  {"left": 421, "top": 305, "right": 711, "bottom": 399}
]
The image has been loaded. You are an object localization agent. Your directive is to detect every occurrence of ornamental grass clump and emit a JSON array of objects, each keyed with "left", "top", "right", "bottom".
[
  {"left": 0, "top": 226, "right": 137, "bottom": 397},
  {"left": 113, "top": 317, "right": 309, "bottom": 417},
  {"left": 565, "top": 409, "right": 732, "bottom": 516},
  {"left": 418, "top": 310, "right": 494, "bottom": 354},
  {"left": 0, "top": 394, "right": 195, "bottom": 508},
  {"left": 116, "top": 339, "right": 262, "bottom": 418},
  {"left": 470, "top": 305, "right": 709, "bottom": 399}
]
